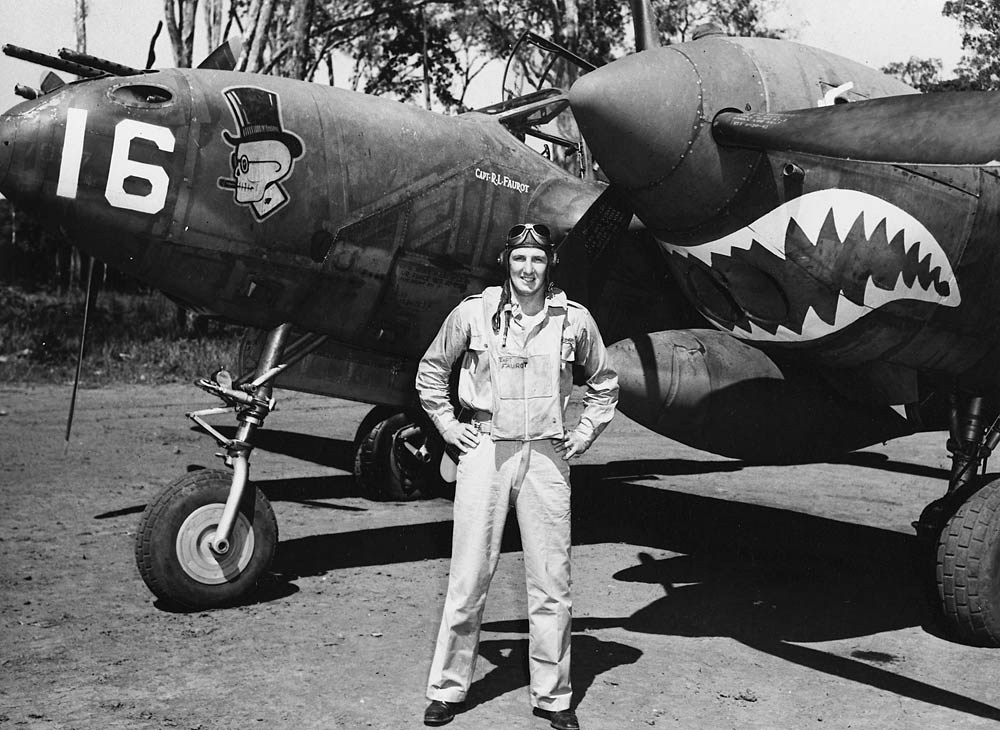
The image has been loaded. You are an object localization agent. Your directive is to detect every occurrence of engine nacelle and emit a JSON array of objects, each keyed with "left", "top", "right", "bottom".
[{"left": 608, "top": 329, "right": 913, "bottom": 463}]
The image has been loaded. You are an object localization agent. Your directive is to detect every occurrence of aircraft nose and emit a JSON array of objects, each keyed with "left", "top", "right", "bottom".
[
  {"left": 569, "top": 48, "right": 702, "bottom": 190},
  {"left": 569, "top": 44, "right": 764, "bottom": 232},
  {"left": 0, "top": 97, "right": 50, "bottom": 207},
  {"left": 0, "top": 107, "right": 15, "bottom": 196}
]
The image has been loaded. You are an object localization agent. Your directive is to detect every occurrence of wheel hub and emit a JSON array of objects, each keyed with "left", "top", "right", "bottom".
[
  {"left": 393, "top": 423, "right": 433, "bottom": 477},
  {"left": 175, "top": 504, "right": 256, "bottom": 585}
]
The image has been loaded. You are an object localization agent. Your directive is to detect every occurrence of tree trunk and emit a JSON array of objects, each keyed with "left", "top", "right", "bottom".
[
  {"left": 164, "top": 0, "right": 198, "bottom": 68},
  {"left": 202, "top": 0, "right": 224, "bottom": 51},
  {"left": 238, "top": 0, "right": 262, "bottom": 71},
  {"left": 245, "top": 0, "right": 278, "bottom": 73},
  {"left": 289, "top": 0, "right": 314, "bottom": 80},
  {"left": 74, "top": 0, "right": 87, "bottom": 52}
]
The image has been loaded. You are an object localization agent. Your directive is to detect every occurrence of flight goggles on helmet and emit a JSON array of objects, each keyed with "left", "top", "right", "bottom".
[
  {"left": 499, "top": 223, "right": 558, "bottom": 264},
  {"left": 506, "top": 223, "right": 551, "bottom": 248}
]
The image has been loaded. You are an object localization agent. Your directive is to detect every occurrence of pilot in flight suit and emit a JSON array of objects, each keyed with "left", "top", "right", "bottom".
[{"left": 416, "top": 223, "right": 618, "bottom": 730}]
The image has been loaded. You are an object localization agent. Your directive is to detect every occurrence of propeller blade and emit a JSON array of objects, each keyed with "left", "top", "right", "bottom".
[
  {"left": 197, "top": 36, "right": 243, "bottom": 71},
  {"left": 713, "top": 91, "right": 1000, "bottom": 166},
  {"left": 65, "top": 257, "right": 97, "bottom": 452}
]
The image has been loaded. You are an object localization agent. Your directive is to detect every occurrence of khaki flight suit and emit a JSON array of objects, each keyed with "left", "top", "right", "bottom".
[{"left": 416, "top": 286, "right": 618, "bottom": 711}]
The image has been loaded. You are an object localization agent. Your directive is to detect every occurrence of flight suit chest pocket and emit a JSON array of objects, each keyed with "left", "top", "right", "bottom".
[
  {"left": 496, "top": 353, "right": 554, "bottom": 399},
  {"left": 469, "top": 333, "right": 488, "bottom": 352},
  {"left": 462, "top": 332, "right": 488, "bottom": 370}
]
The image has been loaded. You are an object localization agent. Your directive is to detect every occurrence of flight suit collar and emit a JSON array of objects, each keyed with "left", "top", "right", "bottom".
[{"left": 503, "top": 287, "right": 568, "bottom": 317}]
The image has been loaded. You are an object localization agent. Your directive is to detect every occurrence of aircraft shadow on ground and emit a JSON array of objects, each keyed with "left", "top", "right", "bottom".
[
  {"left": 196, "top": 426, "right": 358, "bottom": 472},
  {"left": 268, "top": 450, "right": 1000, "bottom": 720},
  {"left": 96, "top": 431, "right": 365, "bottom": 520},
  {"left": 192, "top": 428, "right": 368, "bottom": 507},
  {"left": 267, "top": 456, "right": 744, "bottom": 579},
  {"left": 484, "top": 463, "right": 1000, "bottom": 720},
  {"left": 106, "top": 428, "right": 997, "bottom": 719},
  {"left": 827, "top": 450, "right": 950, "bottom": 481},
  {"left": 272, "top": 453, "right": 925, "bottom": 645}
]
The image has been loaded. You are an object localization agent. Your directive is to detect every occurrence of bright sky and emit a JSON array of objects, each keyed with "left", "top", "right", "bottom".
[
  {"left": 773, "top": 0, "right": 964, "bottom": 72},
  {"left": 0, "top": 0, "right": 966, "bottom": 114}
]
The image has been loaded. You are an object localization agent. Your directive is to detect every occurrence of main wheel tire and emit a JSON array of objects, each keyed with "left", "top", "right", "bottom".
[
  {"left": 135, "top": 469, "right": 278, "bottom": 610},
  {"left": 354, "top": 411, "right": 441, "bottom": 501},
  {"left": 353, "top": 405, "right": 400, "bottom": 449},
  {"left": 936, "top": 477, "right": 1000, "bottom": 646}
]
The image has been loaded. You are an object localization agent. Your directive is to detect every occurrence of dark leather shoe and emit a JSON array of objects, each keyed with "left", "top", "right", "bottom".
[
  {"left": 424, "top": 700, "right": 462, "bottom": 726},
  {"left": 533, "top": 707, "right": 580, "bottom": 730}
]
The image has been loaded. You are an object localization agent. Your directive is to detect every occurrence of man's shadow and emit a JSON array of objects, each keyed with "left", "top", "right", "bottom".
[{"left": 466, "top": 634, "right": 641, "bottom": 711}]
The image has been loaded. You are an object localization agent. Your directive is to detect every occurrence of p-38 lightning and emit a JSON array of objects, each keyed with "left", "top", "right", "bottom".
[{"left": 5, "top": 5, "right": 1000, "bottom": 650}]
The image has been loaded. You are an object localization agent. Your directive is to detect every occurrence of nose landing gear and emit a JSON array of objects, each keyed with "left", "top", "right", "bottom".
[
  {"left": 134, "top": 324, "right": 327, "bottom": 609},
  {"left": 133, "top": 324, "right": 446, "bottom": 609}
]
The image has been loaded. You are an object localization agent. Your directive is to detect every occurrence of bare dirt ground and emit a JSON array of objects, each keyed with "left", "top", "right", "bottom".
[{"left": 2, "top": 382, "right": 1000, "bottom": 730}]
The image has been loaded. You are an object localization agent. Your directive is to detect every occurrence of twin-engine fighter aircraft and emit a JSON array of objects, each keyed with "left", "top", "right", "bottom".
[{"left": 4, "top": 5, "right": 1000, "bottom": 650}]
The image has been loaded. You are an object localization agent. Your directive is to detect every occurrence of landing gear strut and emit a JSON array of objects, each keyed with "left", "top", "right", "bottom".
[
  {"left": 134, "top": 324, "right": 445, "bottom": 609},
  {"left": 135, "top": 324, "right": 327, "bottom": 609},
  {"left": 915, "top": 392, "right": 1000, "bottom": 646}
]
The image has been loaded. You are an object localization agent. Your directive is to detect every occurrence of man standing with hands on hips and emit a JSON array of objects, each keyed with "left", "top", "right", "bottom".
[{"left": 416, "top": 222, "right": 619, "bottom": 730}]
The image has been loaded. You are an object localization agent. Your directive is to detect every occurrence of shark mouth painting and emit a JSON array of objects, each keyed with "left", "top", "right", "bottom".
[{"left": 663, "top": 189, "right": 962, "bottom": 343}]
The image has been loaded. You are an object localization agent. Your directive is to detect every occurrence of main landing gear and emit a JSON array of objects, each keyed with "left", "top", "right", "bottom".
[
  {"left": 914, "top": 393, "right": 1000, "bottom": 646},
  {"left": 353, "top": 406, "right": 444, "bottom": 501},
  {"left": 134, "top": 324, "right": 445, "bottom": 610}
]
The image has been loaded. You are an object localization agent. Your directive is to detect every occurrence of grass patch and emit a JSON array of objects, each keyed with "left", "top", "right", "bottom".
[{"left": 0, "top": 286, "right": 244, "bottom": 386}]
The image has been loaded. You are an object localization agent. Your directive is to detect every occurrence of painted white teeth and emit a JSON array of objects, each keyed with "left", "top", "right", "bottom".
[{"left": 663, "top": 189, "right": 961, "bottom": 343}]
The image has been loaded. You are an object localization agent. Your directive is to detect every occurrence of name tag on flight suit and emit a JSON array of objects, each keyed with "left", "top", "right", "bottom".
[{"left": 497, "top": 354, "right": 554, "bottom": 399}]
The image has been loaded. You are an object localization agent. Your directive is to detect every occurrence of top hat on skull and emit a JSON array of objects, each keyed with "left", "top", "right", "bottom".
[
  {"left": 222, "top": 87, "right": 303, "bottom": 158},
  {"left": 220, "top": 86, "right": 306, "bottom": 217}
]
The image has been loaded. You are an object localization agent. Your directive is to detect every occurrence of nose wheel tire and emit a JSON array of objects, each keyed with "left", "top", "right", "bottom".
[
  {"left": 935, "top": 477, "right": 1000, "bottom": 647},
  {"left": 135, "top": 469, "right": 278, "bottom": 610}
]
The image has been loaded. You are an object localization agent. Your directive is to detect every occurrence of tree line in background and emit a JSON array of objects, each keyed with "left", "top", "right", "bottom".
[
  {"left": 176, "top": 0, "right": 782, "bottom": 109},
  {"left": 883, "top": 1, "right": 1000, "bottom": 91},
  {"left": 2, "top": 0, "right": 998, "bottom": 293}
]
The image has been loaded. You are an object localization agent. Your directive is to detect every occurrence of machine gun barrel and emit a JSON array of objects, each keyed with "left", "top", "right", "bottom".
[
  {"left": 58, "top": 48, "right": 141, "bottom": 77},
  {"left": 13, "top": 84, "right": 38, "bottom": 101},
  {"left": 2, "top": 44, "right": 104, "bottom": 78}
]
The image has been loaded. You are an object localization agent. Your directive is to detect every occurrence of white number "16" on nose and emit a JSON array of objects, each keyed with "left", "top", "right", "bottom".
[{"left": 56, "top": 107, "right": 175, "bottom": 215}]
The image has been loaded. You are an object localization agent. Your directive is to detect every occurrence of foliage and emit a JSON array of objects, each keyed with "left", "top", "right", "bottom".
[
  {"left": 478, "top": 0, "right": 630, "bottom": 116},
  {"left": 217, "top": 0, "right": 781, "bottom": 110},
  {"left": 0, "top": 286, "right": 242, "bottom": 385},
  {"left": 327, "top": 0, "right": 471, "bottom": 108},
  {"left": 885, "top": 2, "right": 1000, "bottom": 92},
  {"left": 943, "top": 0, "right": 1000, "bottom": 90},
  {"left": 882, "top": 56, "right": 945, "bottom": 92},
  {"left": 0, "top": 200, "right": 102, "bottom": 291},
  {"left": 653, "top": 0, "right": 783, "bottom": 42}
]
